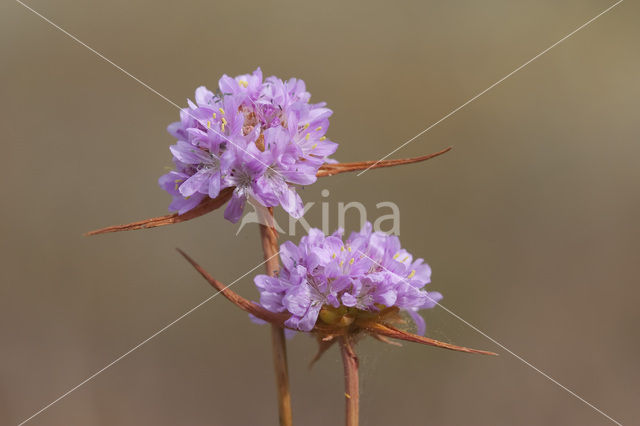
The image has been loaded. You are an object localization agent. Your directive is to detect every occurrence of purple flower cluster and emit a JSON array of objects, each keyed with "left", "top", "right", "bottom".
[
  {"left": 159, "top": 68, "right": 338, "bottom": 222},
  {"left": 254, "top": 223, "right": 442, "bottom": 334}
]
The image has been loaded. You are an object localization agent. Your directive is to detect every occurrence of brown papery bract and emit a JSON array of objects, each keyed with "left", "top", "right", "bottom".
[
  {"left": 316, "top": 146, "right": 451, "bottom": 177},
  {"left": 85, "top": 187, "right": 234, "bottom": 236}
]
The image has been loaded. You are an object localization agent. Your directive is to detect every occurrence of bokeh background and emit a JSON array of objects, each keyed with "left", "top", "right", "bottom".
[{"left": 2, "top": 0, "right": 639, "bottom": 424}]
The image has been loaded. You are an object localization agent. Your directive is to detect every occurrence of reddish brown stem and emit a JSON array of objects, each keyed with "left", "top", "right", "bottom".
[
  {"left": 271, "top": 325, "right": 292, "bottom": 426},
  {"left": 259, "top": 211, "right": 293, "bottom": 426},
  {"left": 339, "top": 335, "right": 359, "bottom": 426}
]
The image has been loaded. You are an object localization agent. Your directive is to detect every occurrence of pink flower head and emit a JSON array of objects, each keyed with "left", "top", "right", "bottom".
[
  {"left": 254, "top": 223, "right": 442, "bottom": 333},
  {"left": 160, "top": 68, "right": 338, "bottom": 222}
]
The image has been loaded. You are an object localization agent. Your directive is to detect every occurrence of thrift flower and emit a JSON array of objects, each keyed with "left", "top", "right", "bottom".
[
  {"left": 253, "top": 223, "right": 443, "bottom": 334},
  {"left": 177, "top": 239, "right": 494, "bottom": 356},
  {"left": 159, "top": 68, "right": 338, "bottom": 222}
]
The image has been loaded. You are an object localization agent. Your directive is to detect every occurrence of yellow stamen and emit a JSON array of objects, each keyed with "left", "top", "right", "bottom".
[
  {"left": 206, "top": 121, "right": 211, "bottom": 129},
  {"left": 221, "top": 117, "right": 228, "bottom": 125},
  {"left": 305, "top": 134, "right": 310, "bottom": 140},
  {"left": 311, "top": 144, "right": 317, "bottom": 149},
  {"left": 347, "top": 247, "right": 352, "bottom": 252},
  {"left": 238, "top": 80, "right": 248, "bottom": 88},
  {"left": 349, "top": 258, "right": 355, "bottom": 265},
  {"left": 221, "top": 123, "right": 226, "bottom": 132},
  {"left": 219, "top": 107, "right": 225, "bottom": 115},
  {"left": 332, "top": 253, "right": 336, "bottom": 259},
  {"left": 212, "top": 112, "right": 217, "bottom": 119},
  {"left": 339, "top": 260, "right": 344, "bottom": 267},
  {"left": 319, "top": 136, "right": 327, "bottom": 141},
  {"left": 340, "top": 246, "right": 345, "bottom": 252},
  {"left": 393, "top": 253, "right": 400, "bottom": 259},
  {"left": 315, "top": 126, "right": 322, "bottom": 131},
  {"left": 400, "top": 255, "right": 409, "bottom": 262},
  {"left": 408, "top": 270, "right": 416, "bottom": 279},
  {"left": 303, "top": 123, "right": 310, "bottom": 129}
]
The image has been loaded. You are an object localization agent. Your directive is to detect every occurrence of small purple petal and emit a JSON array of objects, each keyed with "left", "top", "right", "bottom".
[{"left": 224, "top": 191, "right": 247, "bottom": 223}]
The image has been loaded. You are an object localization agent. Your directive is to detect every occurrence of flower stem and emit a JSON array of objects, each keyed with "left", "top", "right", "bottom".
[
  {"left": 270, "top": 325, "right": 292, "bottom": 426},
  {"left": 259, "top": 212, "right": 293, "bottom": 426},
  {"left": 339, "top": 335, "right": 359, "bottom": 426}
]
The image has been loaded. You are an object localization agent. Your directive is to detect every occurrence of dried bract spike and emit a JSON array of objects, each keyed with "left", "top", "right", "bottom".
[
  {"left": 362, "top": 321, "right": 497, "bottom": 356},
  {"left": 177, "top": 248, "right": 288, "bottom": 325},
  {"left": 85, "top": 187, "right": 233, "bottom": 236},
  {"left": 85, "top": 148, "right": 450, "bottom": 236},
  {"left": 309, "top": 336, "right": 337, "bottom": 369},
  {"left": 316, "top": 146, "right": 451, "bottom": 177}
]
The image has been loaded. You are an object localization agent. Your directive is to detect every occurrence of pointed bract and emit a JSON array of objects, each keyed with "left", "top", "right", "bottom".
[{"left": 86, "top": 148, "right": 451, "bottom": 236}]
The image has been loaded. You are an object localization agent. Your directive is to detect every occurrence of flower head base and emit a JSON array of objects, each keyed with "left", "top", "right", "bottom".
[
  {"left": 254, "top": 222, "right": 442, "bottom": 334},
  {"left": 160, "top": 68, "right": 338, "bottom": 222}
]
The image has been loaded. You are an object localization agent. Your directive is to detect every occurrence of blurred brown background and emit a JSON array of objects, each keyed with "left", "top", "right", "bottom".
[{"left": 2, "top": 0, "right": 639, "bottom": 424}]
